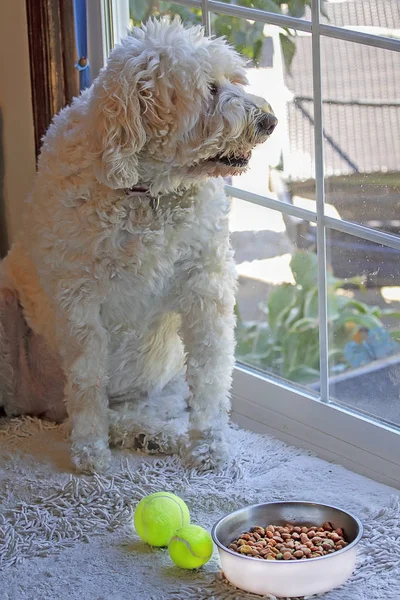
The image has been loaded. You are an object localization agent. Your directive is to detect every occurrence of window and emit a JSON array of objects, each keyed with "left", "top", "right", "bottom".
[{"left": 93, "top": 0, "right": 400, "bottom": 487}]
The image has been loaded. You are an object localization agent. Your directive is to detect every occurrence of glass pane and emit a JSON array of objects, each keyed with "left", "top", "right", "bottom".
[
  {"left": 326, "top": 228, "right": 400, "bottom": 428},
  {"left": 211, "top": 15, "right": 316, "bottom": 208},
  {"left": 129, "top": 1, "right": 202, "bottom": 27},
  {"left": 227, "top": 0, "right": 311, "bottom": 20},
  {"left": 232, "top": 199, "right": 320, "bottom": 389},
  {"left": 320, "top": 0, "right": 400, "bottom": 38},
  {"left": 321, "top": 36, "right": 400, "bottom": 236}
]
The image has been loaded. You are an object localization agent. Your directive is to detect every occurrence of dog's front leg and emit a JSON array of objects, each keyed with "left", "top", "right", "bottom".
[
  {"left": 180, "top": 266, "right": 236, "bottom": 471},
  {"left": 55, "top": 296, "right": 110, "bottom": 474}
]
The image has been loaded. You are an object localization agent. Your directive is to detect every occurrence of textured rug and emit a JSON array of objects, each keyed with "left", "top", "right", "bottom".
[{"left": 0, "top": 416, "right": 399, "bottom": 600}]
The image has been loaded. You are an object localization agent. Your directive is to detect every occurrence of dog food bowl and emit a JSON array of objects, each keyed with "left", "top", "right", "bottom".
[{"left": 211, "top": 501, "right": 363, "bottom": 598}]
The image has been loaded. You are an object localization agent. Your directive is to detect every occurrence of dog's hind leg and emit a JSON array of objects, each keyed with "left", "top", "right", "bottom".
[
  {"left": 0, "top": 286, "right": 66, "bottom": 422},
  {"left": 0, "top": 288, "right": 18, "bottom": 413}
]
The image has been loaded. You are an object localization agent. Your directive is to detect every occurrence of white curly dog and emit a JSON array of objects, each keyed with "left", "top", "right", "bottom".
[{"left": 0, "top": 18, "right": 277, "bottom": 474}]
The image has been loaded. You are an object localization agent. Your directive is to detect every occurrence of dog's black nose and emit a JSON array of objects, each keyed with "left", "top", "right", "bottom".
[{"left": 259, "top": 113, "right": 278, "bottom": 135}]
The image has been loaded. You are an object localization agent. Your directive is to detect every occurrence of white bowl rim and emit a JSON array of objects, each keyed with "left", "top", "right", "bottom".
[{"left": 211, "top": 500, "right": 364, "bottom": 564}]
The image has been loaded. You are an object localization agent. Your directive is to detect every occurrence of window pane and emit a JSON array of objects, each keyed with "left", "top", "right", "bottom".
[
  {"left": 129, "top": 1, "right": 201, "bottom": 26},
  {"left": 211, "top": 15, "right": 316, "bottom": 208},
  {"left": 326, "top": 228, "right": 400, "bottom": 428},
  {"left": 225, "top": 0, "right": 311, "bottom": 20},
  {"left": 320, "top": 0, "right": 400, "bottom": 38},
  {"left": 320, "top": 36, "right": 400, "bottom": 236},
  {"left": 232, "top": 199, "right": 320, "bottom": 389}
]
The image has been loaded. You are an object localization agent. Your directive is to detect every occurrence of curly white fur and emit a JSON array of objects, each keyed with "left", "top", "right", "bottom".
[{"left": 0, "top": 18, "right": 276, "bottom": 473}]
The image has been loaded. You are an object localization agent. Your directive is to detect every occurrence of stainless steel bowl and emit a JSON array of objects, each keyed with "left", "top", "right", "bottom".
[{"left": 211, "top": 501, "right": 363, "bottom": 598}]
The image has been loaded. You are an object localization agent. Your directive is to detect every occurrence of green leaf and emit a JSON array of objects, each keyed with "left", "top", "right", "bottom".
[
  {"left": 320, "top": 0, "right": 330, "bottom": 20},
  {"left": 330, "top": 275, "right": 364, "bottom": 290},
  {"left": 267, "top": 284, "right": 296, "bottom": 332},
  {"left": 288, "top": 317, "right": 318, "bottom": 334},
  {"left": 290, "top": 251, "right": 318, "bottom": 290},
  {"left": 286, "top": 0, "right": 307, "bottom": 18},
  {"left": 280, "top": 32, "right": 296, "bottom": 74},
  {"left": 380, "top": 310, "right": 400, "bottom": 319},
  {"left": 253, "top": 0, "right": 281, "bottom": 11},
  {"left": 336, "top": 312, "right": 383, "bottom": 330},
  {"left": 286, "top": 365, "right": 319, "bottom": 383},
  {"left": 303, "top": 287, "right": 319, "bottom": 318},
  {"left": 390, "top": 330, "right": 400, "bottom": 342},
  {"left": 340, "top": 299, "right": 369, "bottom": 314},
  {"left": 327, "top": 292, "right": 341, "bottom": 320}
]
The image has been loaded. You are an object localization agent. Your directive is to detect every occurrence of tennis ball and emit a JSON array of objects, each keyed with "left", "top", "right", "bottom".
[
  {"left": 168, "top": 525, "right": 214, "bottom": 569},
  {"left": 133, "top": 492, "right": 190, "bottom": 547}
]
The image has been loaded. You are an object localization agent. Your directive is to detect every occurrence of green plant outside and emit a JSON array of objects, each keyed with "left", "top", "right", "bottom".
[
  {"left": 235, "top": 251, "right": 400, "bottom": 384},
  {"left": 129, "top": 0, "right": 326, "bottom": 71}
]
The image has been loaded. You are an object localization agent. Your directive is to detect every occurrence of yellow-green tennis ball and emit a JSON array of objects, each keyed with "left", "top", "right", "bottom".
[
  {"left": 133, "top": 492, "right": 190, "bottom": 547},
  {"left": 168, "top": 525, "right": 214, "bottom": 569}
]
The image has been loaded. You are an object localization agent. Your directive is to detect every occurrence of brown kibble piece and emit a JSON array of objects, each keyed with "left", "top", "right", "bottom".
[
  {"left": 301, "top": 527, "right": 308, "bottom": 533},
  {"left": 293, "top": 550, "right": 304, "bottom": 558},
  {"left": 293, "top": 527, "right": 301, "bottom": 534},
  {"left": 307, "top": 530, "right": 316, "bottom": 538},
  {"left": 335, "top": 528, "right": 344, "bottom": 537},
  {"left": 252, "top": 527, "right": 265, "bottom": 535}
]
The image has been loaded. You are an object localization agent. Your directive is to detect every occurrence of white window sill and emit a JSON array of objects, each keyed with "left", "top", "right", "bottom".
[{"left": 231, "top": 365, "right": 400, "bottom": 489}]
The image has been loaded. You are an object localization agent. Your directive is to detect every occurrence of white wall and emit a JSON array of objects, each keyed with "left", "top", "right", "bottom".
[{"left": 0, "top": 0, "right": 36, "bottom": 254}]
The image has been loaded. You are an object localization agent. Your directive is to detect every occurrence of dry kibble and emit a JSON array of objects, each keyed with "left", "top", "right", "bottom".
[
  {"left": 228, "top": 521, "right": 348, "bottom": 561},
  {"left": 307, "top": 530, "right": 316, "bottom": 539},
  {"left": 293, "top": 526, "right": 301, "bottom": 534},
  {"left": 266, "top": 530, "right": 274, "bottom": 539},
  {"left": 252, "top": 527, "right": 265, "bottom": 535},
  {"left": 335, "top": 528, "right": 344, "bottom": 537}
]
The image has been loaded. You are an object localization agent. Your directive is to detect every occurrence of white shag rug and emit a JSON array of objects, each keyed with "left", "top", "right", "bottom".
[{"left": 0, "top": 417, "right": 399, "bottom": 600}]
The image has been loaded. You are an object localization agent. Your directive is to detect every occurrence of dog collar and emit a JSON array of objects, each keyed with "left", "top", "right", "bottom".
[{"left": 124, "top": 185, "right": 160, "bottom": 211}]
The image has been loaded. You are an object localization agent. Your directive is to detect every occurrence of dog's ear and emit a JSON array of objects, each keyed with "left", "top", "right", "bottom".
[{"left": 88, "top": 52, "right": 147, "bottom": 190}]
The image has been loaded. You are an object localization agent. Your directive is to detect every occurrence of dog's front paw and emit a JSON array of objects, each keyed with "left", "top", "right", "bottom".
[
  {"left": 71, "top": 440, "right": 111, "bottom": 474},
  {"left": 181, "top": 430, "right": 230, "bottom": 472}
]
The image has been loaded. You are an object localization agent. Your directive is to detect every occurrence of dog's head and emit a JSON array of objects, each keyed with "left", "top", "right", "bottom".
[{"left": 88, "top": 17, "right": 277, "bottom": 192}]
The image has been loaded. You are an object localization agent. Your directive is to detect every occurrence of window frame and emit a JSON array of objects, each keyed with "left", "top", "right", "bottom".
[{"left": 93, "top": 0, "right": 400, "bottom": 488}]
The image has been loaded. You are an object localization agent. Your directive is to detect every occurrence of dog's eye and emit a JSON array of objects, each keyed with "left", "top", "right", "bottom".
[{"left": 209, "top": 83, "right": 218, "bottom": 96}]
